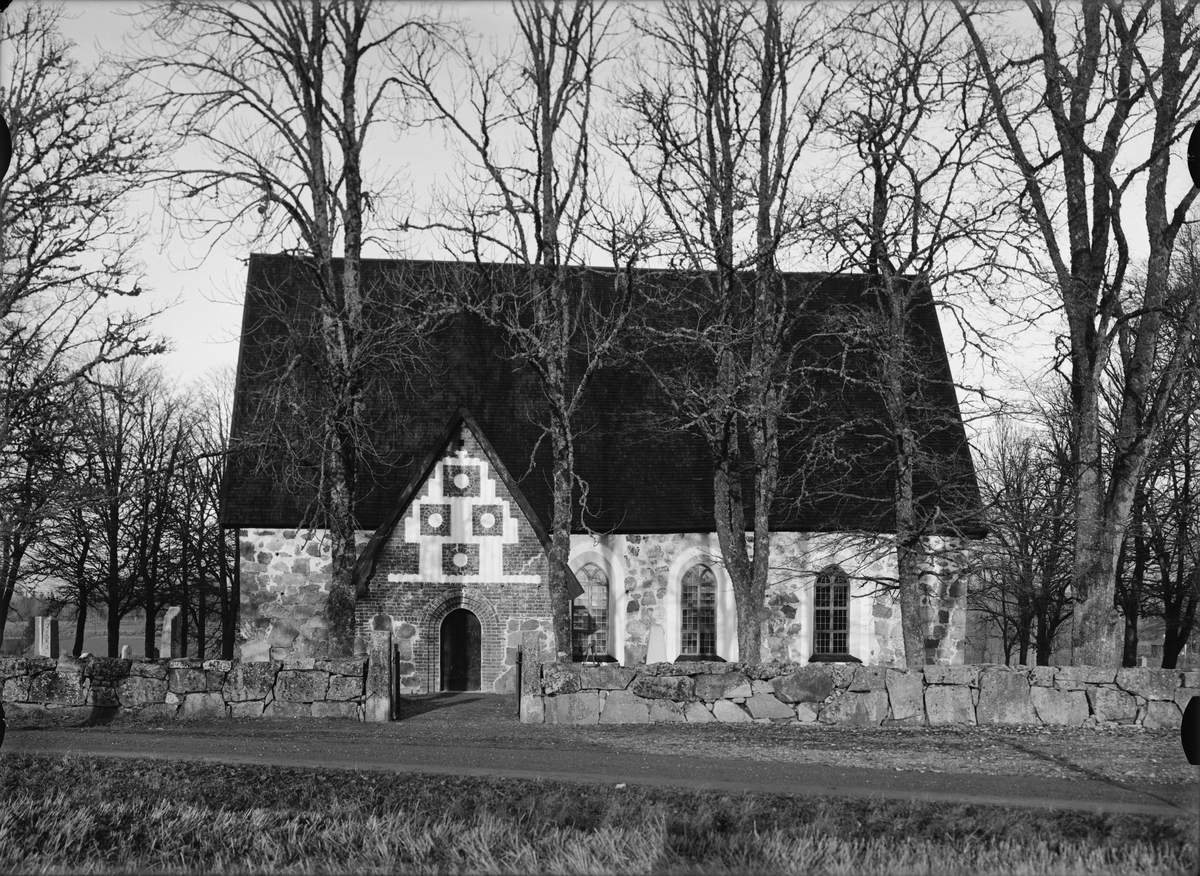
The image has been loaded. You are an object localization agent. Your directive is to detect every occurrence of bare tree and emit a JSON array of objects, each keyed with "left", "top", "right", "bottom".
[
  {"left": 396, "top": 0, "right": 630, "bottom": 660},
  {"left": 609, "top": 0, "right": 834, "bottom": 664},
  {"left": 957, "top": 0, "right": 1200, "bottom": 665},
  {"left": 0, "top": 372, "right": 81, "bottom": 650},
  {"left": 0, "top": 0, "right": 164, "bottom": 645},
  {"left": 814, "top": 1, "right": 1015, "bottom": 667},
  {"left": 178, "top": 367, "right": 239, "bottom": 659},
  {"left": 131, "top": 0, "right": 434, "bottom": 655},
  {"left": 61, "top": 366, "right": 150, "bottom": 657},
  {"left": 1143, "top": 397, "right": 1200, "bottom": 667},
  {"left": 1112, "top": 234, "right": 1200, "bottom": 667},
  {"left": 973, "top": 414, "right": 1074, "bottom": 665}
]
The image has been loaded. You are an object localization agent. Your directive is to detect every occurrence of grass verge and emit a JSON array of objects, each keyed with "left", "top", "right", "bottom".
[{"left": 0, "top": 753, "right": 1194, "bottom": 875}]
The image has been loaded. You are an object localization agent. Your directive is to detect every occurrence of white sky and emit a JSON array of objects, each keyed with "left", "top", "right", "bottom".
[{"left": 10, "top": 1, "right": 1200, "bottom": 434}]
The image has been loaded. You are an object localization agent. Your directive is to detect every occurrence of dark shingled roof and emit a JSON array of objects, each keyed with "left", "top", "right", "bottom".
[{"left": 222, "top": 253, "right": 983, "bottom": 537}]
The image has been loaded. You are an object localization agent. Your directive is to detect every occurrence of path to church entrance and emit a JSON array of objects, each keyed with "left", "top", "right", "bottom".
[{"left": 4, "top": 693, "right": 1194, "bottom": 819}]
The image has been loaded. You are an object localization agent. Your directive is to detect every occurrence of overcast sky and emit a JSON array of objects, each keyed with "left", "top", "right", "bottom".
[{"left": 13, "top": 1, "right": 1199, "bottom": 435}]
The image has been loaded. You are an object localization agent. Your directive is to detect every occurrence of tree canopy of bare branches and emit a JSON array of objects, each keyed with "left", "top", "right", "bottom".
[
  {"left": 130, "top": 0, "right": 435, "bottom": 655},
  {"left": 957, "top": 0, "right": 1200, "bottom": 666},
  {"left": 811, "top": 1, "right": 1015, "bottom": 667},
  {"left": 0, "top": 0, "right": 165, "bottom": 648},
  {"left": 396, "top": 0, "right": 632, "bottom": 660},
  {"left": 605, "top": 0, "right": 838, "bottom": 664}
]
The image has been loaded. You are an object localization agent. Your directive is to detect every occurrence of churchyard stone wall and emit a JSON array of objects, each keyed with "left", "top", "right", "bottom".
[
  {"left": 1, "top": 655, "right": 370, "bottom": 721},
  {"left": 521, "top": 659, "right": 1198, "bottom": 730}
]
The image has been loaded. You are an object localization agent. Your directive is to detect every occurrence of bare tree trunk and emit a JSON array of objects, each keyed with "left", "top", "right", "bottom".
[
  {"left": 1160, "top": 578, "right": 1197, "bottom": 669},
  {"left": 1119, "top": 496, "right": 1148, "bottom": 667},
  {"left": 0, "top": 525, "right": 11, "bottom": 652},
  {"left": 548, "top": 413, "right": 573, "bottom": 661},
  {"left": 73, "top": 601, "right": 87, "bottom": 658},
  {"left": 220, "top": 528, "right": 235, "bottom": 660},
  {"left": 880, "top": 270, "right": 927, "bottom": 669},
  {"left": 181, "top": 514, "right": 192, "bottom": 658}
]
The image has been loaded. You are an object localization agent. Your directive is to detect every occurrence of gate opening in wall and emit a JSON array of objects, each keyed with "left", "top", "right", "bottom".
[{"left": 440, "top": 608, "right": 481, "bottom": 691}]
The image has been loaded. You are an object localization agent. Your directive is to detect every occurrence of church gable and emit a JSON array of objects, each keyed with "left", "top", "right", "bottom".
[
  {"left": 370, "top": 431, "right": 543, "bottom": 586},
  {"left": 353, "top": 410, "right": 556, "bottom": 693}
]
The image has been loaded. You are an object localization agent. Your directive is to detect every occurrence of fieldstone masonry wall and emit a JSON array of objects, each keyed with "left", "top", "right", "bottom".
[
  {"left": 238, "top": 528, "right": 375, "bottom": 662},
  {"left": 1, "top": 655, "right": 370, "bottom": 721},
  {"left": 522, "top": 660, "right": 1198, "bottom": 730}
]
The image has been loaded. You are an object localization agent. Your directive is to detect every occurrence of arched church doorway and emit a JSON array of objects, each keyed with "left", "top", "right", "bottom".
[{"left": 440, "top": 608, "right": 481, "bottom": 691}]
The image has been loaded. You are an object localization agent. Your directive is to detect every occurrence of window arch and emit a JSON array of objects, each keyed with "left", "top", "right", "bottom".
[
  {"left": 680, "top": 563, "right": 718, "bottom": 658},
  {"left": 813, "top": 567, "right": 850, "bottom": 655},
  {"left": 572, "top": 561, "right": 609, "bottom": 661}
]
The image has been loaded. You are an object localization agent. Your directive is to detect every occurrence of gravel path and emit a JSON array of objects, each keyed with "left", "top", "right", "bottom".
[{"left": 5, "top": 693, "right": 1197, "bottom": 817}]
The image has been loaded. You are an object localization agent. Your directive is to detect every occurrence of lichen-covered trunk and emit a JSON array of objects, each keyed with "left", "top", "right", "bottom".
[
  {"left": 879, "top": 276, "right": 927, "bottom": 670},
  {"left": 549, "top": 418, "right": 573, "bottom": 662},
  {"left": 323, "top": 401, "right": 358, "bottom": 657},
  {"left": 740, "top": 402, "right": 777, "bottom": 666},
  {"left": 711, "top": 410, "right": 754, "bottom": 662},
  {"left": 308, "top": 0, "right": 362, "bottom": 658},
  {"left": 1068, "top": 364, "right": 1125, "bottom": 665},
  {"left": 895, "top": 462, "right": 925, "bottom": 669}
]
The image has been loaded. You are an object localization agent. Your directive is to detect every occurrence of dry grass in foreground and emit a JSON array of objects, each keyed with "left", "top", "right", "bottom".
[{"left": 0, "top": 754, "right": 1194, "bottom": 875}]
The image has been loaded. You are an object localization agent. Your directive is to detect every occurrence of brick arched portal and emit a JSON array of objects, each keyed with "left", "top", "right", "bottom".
[{"left": 420, "top": 595, "right": 503, "bottom": 693}]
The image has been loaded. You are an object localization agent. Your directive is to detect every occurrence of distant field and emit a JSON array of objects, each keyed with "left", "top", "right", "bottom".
[{"left": 0, "top": 754, "right": 1194, "bottom": 875}]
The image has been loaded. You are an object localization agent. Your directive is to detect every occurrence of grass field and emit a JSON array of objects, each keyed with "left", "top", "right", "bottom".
[{"left": 0, "top": 753, "right": 1194, "bottom": 875}]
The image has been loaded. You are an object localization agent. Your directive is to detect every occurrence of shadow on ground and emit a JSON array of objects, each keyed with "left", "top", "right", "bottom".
[{"left": 999, "top": 737, "right": 1190, "bottom": 812}]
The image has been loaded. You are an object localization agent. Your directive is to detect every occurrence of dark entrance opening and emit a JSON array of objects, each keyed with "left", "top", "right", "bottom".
[{"left": 440, "top": 608, "right": 481, "bottom": 691}]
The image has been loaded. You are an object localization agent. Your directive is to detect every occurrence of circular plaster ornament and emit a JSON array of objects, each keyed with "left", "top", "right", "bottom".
[
  {"left": 453, "top": 552, "right": 469, "bottom": 568},
  {"left": 480, "top": 512, "right": 496, "bottom": 529},
  {"left": 427, "top": 512, "right": 443, "bottom": 529},
  {"left": 454, "top": 472, "right": 471, "bottom": 490}
]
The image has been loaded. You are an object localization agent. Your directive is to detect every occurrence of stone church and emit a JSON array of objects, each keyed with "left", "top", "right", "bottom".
[{"left": 222, "top": 254, "right": 982, "bottom": 693}]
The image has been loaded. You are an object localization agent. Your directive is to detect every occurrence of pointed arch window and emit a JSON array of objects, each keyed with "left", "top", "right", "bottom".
[
  {"left": 813, "top": 567, "right": 850, "bottom": 655},
  {"left": 572, "top": 562, "right": 609, "bottom": 661},
  {"left": 680, "top": 563, "right": 718, "bottom": 658}
]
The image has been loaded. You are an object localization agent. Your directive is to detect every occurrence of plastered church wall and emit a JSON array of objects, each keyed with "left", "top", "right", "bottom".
[{"left": 569, "top": 532, "right": 968, "bottom": 669}]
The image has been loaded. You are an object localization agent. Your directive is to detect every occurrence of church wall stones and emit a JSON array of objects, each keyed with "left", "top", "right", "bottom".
[{"left": 237, "top": 528, "right": 373, "bottom": 662}]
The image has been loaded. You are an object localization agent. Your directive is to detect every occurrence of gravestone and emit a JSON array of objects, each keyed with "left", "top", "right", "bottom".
[
  {"left": 364, "top": 630, "right": 392, "bottom": 723},
  {"left": 34, "top": 617, "right": 59, "bottom": 658},
  {"left": 120, "top": 645, "right": 132, "bottom": 659},
  {"left": 159, "top": 606, "right": 182, "bottom": 659}
]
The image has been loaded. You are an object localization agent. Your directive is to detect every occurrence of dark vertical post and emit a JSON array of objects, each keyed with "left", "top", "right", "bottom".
[{"left": 516, "top": 644, "right": 523, "bottom": 717}]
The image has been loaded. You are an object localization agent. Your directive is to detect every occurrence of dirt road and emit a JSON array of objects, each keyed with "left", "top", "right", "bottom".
[{"left": 5, "top": 693, "right": 1197, "bottom": 817}]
